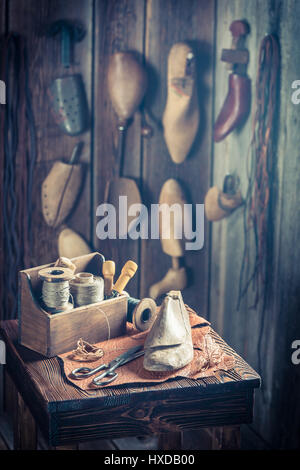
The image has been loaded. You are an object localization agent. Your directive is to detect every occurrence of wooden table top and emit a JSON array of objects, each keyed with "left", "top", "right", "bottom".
[
  {"left": 1, "top": 320, "right": 260, "bottom": 409},
  {"left": 0, "top": 320, "right": 261, "bottom": 445}
]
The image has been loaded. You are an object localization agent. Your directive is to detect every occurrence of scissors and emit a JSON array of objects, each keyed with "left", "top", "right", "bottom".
[{"left": 71, "top": 345, "right": 144, "bottom": 386}]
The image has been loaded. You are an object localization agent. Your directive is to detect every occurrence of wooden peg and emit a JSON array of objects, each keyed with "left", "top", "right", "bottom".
[
  {"left": 102, "top": 260, "right": 115, "bottom": 297},
  {"left": 221, "top": 20, "right": 250, "bottom": 73},
  {"left": 113, "top": 260, "right": 138, "bottom": 294}
]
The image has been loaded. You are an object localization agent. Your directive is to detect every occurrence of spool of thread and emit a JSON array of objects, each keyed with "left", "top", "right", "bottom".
[
  {"left": 38, "top": 267, "right": 74, "bottom": 313},
  {"left": 69, "top": 272, "right": 104, "bottom": 307},
  {"left": 127, "top": 297, "right": 157, "bottom": 332}
]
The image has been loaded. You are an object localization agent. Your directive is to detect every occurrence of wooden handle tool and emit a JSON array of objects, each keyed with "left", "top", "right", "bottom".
[
  {"left": 221, "top": 20, "right": 250, "bottom": 73},
  {"left": 108, "top": 52, "right": 147, "bottom": 127},
  {"left": 105, "top": 52, "right": 147, "bottom": 237},
  {"left": 214, "top": 20, "right": 251, "bottom": 142},
  {"left": 149, "top": 179, "right": 188, "bottom": 299},
  {"left": 102, "top": 260, "right": 115, "bottom": 297},
  {"left": 113, "top": 260, "right": 138, "bottom": 295}
]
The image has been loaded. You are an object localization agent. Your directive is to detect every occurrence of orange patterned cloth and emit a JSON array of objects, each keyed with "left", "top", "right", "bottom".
[{"left": 59, "top": 307, "right": 235, "bottom": 390}]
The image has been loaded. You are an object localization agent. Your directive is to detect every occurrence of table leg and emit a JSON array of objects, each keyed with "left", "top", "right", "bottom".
[
  {"left": 211, "top": 425, "right": 241, "bottom": 450},
  {"left": 0, "top": 365, "right": 4, "bottom": 414},
  {"left": 158, "top": 431, "right": 182, "bottom": 450},
  {"left": 8, "top": 372, "right": 37, "bottom": 450}
]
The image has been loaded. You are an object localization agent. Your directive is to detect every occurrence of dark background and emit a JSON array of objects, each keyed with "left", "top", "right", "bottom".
[{"left": 0, "top": 0, "right": 299, "bottom": 449}]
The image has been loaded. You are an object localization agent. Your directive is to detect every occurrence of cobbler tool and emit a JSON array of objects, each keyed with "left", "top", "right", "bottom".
[
  {"left": 214, "top": 20, "right": 251, "bottom": 142},
  {"left": 71, "top": 345, "right": 144, "bottom": 383},
  {"left": 102, "top": 260, "right": 115, "bottom": 297},
  {"left": 102, "top": 260, "right": 156, "bottom": 330},
  {"left": 109, "top": 260, "right": 138, "bottom": 298},
  {"left": 47, "top": 20, "right": 89, "bottom": 136},
  {"left": 149, "top": 179, "right": 187, "bottom": 300},
  {"left": 58, "top": 227, "right": 92, "bottom": 258},
  {"left": 113, "top": 261, "right": 137, "bottom": 293},
  {"left": 144, "top": 291, "right": 193, "bottom": 372},
  {"left": 106, "top": 52, "right": 147, "bottom": 236},
  {"left": 105, "top": 260, "right": 156, "bottom": 330},
  {"left": 38, "top": 266, "right": 74, "bottom": 313},
  {"left": 204, "top": 174, "right": 243, "bottom": 221},
  {"left": 163, "top": 42, "right": 199, "bottom": 164},
  {"left": 42, "top": 142, "right": 84, "bottom": 228}
]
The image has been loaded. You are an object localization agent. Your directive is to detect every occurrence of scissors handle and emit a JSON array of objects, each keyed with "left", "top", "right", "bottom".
[
  {"left": 71, "top": 346, "right": 144, "bottom": 381},
  {"left": 92, "top": 349, "right": 144, "bottom": 386},
  {"left": 93, "top": 371, "right": 118, "bottom": 386},
  {"left": 71, "top": 363, "right": 107, "bottom": 379}
]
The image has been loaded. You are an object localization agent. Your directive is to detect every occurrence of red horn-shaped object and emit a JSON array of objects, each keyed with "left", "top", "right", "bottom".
[
  {"left": 214, "top": 73, "right": 251, "bottom": 142},
  {"left": 214, "top": 20, "right": 251, "bottom": 142}
]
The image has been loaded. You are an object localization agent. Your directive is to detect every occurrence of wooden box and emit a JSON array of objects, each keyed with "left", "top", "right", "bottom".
[{"left": 18, "top": 252, "right": 127, "bottom": 357}]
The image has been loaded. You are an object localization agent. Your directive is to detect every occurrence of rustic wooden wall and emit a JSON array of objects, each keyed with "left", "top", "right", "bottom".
[
  {"left": 92, "top": 0, "right": 214, "bottom": 306},
  {"left": 210, "top": 0, "right": 300, "bottom": 449},
  {"left": 1, "top": 0, "right": 299, "bottom": 449},
  {"left": 0, "top": 0, "right": 6, "bottom": 417},
  {"left": 139, "top": 0, "right": 214, "bottom": 312},
  {"left": 7, "top": 0, "right": 93, "bottom": 270},
  {"left": 93, "top": 0, "right": 147, "bottom": 299}
]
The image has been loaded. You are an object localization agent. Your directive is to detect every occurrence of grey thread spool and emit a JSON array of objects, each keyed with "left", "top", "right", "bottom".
[
  {"left": 38, "top": 267, "right": 74, "bottom": 313},
  {"left": 69, "top": 272, "right": 104, "bottom": 307}
]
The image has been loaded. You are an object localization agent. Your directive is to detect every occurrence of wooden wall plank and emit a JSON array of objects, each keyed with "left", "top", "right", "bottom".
[
  {"left": 210, "top": 0, "right": 275, "bottom": 446},
  {"left": 210, "top": 0, "right": 271, "bottom": 365},
  {"left": 93, "top": 0, "right": 146, "bottom": 298},
  {"left": 8, "top": 0, "right": 93, "bottom": 271},
  {"left": 0, "top": 0, "right": 6, "bottom": 403},
  {"left": 269, "top": 0, "right": 300, "bottom": 449},
  {"left": 0, "top": 0, "right": 7, "bottom": 321},
  {"left": 210, "top": 0, "right": 300, "bottom": 448},
  {"left": 140, "top": 0, "right": 215, "bottom": 313}
]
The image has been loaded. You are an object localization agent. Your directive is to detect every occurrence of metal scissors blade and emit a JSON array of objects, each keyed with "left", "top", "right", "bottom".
[
  {"left": 92, "top": 347, "right": 144, "bottom": 386},
  {"left": 71, "top": 345, "right": 143, "bottom": 379}
]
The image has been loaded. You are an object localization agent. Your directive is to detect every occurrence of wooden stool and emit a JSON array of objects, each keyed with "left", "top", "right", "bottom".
[{"left": 0, "top": 320, "right": 260, "bottom": 450}]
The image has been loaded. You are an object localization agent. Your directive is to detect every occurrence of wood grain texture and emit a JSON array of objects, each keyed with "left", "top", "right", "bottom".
[
  {"left": 211, "top": 425, "right": 241, "bottom": 450},
  {"left": 268, "top": 0, "right": 300, "bottom": 449},
  {"left": 8, "top": 0, "right": 93, "bottom": 274},
  {"left": 158, "top": 431, "right": 182, "bottom": 451},
  {"left": 12, "top": 379, "right": 37, "bottom": 450},
  {"left": 209, "top": 0, "right": 300, "bottom": 449},
  {"left": 0, "top": 433, "right": 8, "bottom": 451},
  {"left": 140, "top": 0, "right": 214, "bottom": 313},
  {"left": 48, "top": 391, "right": 252, "bottom": 445},
  {"left": 93, "top": 0, "right": 146, "bottom": 299},
  {"left": 0, "top": 0, "right": 6, "bottom": 323},
  {"left": 0, "top": 320, "right": 259, "bottom": 446}
]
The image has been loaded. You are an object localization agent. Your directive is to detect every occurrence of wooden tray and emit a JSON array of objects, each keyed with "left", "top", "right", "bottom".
[{"left": 18, "top": 252, "right": 127, "bottom": 357}]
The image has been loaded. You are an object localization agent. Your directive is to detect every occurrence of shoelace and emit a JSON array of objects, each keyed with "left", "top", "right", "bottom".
[{"left": 237, "top": 34, "right": 280, "bottom": 379}]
